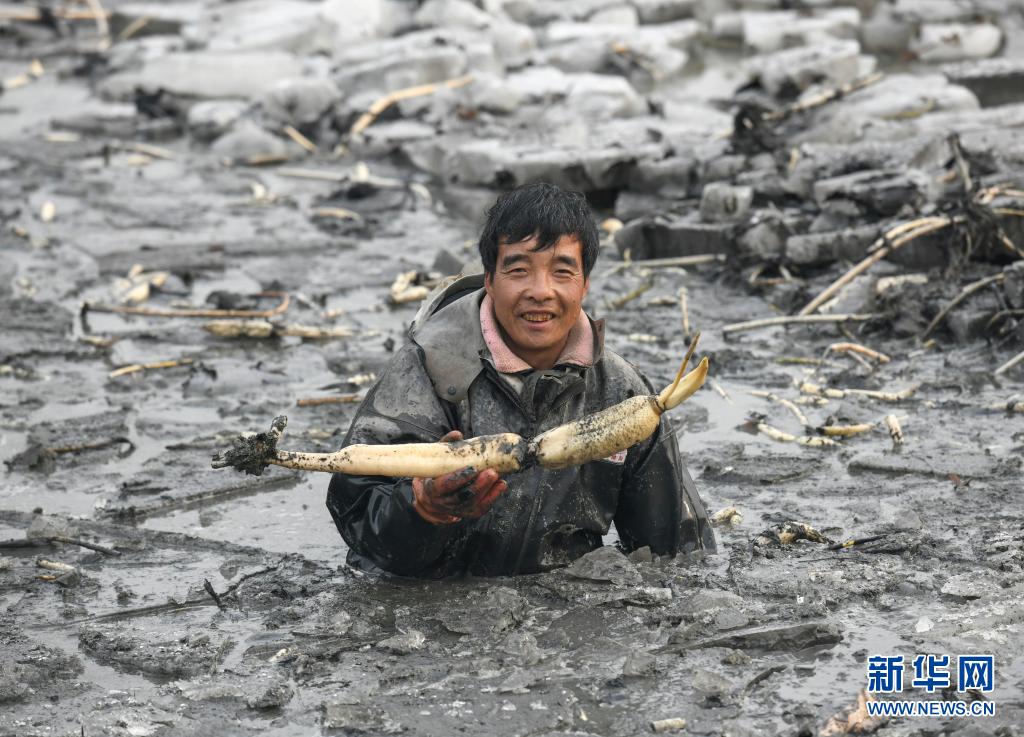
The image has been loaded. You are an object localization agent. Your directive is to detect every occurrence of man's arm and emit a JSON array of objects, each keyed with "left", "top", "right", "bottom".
[
  {"left": 613, "top": 413, "right": 717, "bottom": 556},
  {"left": 325, "top": 346, "right": 464, "bottom": 576}
]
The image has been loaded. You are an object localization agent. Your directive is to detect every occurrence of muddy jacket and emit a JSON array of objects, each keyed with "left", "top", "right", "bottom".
[{"left": 326, "top": 276, "right": 716, "bottom": 577}]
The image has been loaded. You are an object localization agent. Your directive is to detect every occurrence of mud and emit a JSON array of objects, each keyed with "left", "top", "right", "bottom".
[{"left": 2, "top": 0, "right": 1024, "bottom": 735}]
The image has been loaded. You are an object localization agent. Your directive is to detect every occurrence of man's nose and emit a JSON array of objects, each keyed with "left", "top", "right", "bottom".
[{"left": 524, "top": 270, "right": 556, "bottom": 300}]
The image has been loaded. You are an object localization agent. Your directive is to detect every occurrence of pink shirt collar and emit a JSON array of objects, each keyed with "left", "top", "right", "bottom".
[{"left": 480, "top": 293, "right": 595, "bottom": 373}]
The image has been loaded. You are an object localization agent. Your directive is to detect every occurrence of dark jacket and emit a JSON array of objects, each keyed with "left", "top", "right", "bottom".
[{"left": 326, "top": 277, "right": 716, "bottom": 577}]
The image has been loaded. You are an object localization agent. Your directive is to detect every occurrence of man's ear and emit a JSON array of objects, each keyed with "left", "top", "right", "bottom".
[{"left": 484, "top": 271, "right": 494, "bottom": 293}]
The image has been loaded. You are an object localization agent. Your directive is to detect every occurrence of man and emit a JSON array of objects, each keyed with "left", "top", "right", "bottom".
[{"left": 327, "top": 182, "right": 716, "bottom": 577}]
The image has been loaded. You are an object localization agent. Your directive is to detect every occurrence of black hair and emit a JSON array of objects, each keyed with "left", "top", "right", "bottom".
[{"left": 478, "top": 182, "right": 600, "bottom": 278}]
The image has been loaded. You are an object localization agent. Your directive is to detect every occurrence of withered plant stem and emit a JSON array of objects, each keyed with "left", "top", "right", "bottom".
[
  {"left": 722, "top": 313, "right": 877, "bottom": 335},
  {"left": 86, "top": 291, "right": 290, "bottom": 319},
  {"left": 921, "top": 272, "right": 1006, "bottom": 339}
]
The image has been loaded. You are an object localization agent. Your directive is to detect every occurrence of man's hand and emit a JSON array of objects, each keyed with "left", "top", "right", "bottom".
[{"left": 412, "top": 430, "right": 508, "bottom": 525}]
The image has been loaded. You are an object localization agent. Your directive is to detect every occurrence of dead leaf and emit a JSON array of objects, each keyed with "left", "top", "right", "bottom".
[
  {"left": 948, "top": 473, "right": 970, "bottom": 491},
  {"left": 820, "top": 690, "right": 888, "bottom": 735}
]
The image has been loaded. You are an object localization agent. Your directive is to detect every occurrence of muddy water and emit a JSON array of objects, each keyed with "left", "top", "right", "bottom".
[{"left": 2, "top": 58, "right": 1023, "bottom": 737}]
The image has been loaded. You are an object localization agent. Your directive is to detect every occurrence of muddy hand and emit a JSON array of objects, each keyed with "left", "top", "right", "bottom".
[{"left": 412, "top": 430, "right": 508, "bottom": 525}]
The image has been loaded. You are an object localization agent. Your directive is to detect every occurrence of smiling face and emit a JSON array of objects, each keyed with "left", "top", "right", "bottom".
[{"left": 484, "top": 234, "right": 590, "bottom": 371}]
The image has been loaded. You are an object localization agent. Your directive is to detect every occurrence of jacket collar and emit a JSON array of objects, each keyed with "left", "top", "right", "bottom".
[{"left": 411, "top": 275, "right": 605, "bottom": 403}]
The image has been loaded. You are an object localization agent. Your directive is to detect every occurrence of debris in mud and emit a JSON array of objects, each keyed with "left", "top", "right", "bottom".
[
  {"left": 721, "top": 313, "right": 879, "bottom": 336},
  {"left": 883, "top": 414, "right": 904, "bottom": 445},
  {"left": 826, "top": 534, "right": 892, "bottom": 554},
  {"left": 622, "top": 650, "right": 658, "bottom": 678},
  {"left": 710, "top": 506, "right": 742, "bottom": 526},
  {"left": 109, "top": 356, "right": 194, "bottom": 379},
  {"left": 79, "top": 626, "right": 233, "bottom": 679},
  {"left": 210, "top": 415, "right": 287, "bottom": 477},
  {"left": 849, "top": 450, "right": 1014, "bottom": 479},
  {"left": 295, "top": 393, "right": 362, "bottom": 407},
  {"left": 756, "top": 521, "right": 832, "bottom": 548},
  {"left": 388, "top": 270, "right": 445, "bottom": 304},
  {"left": 564, "top": 545, "right": 642, "bottom": 586},
  {"left": 0, "top": 632, "right": 83, "bottom": 704},
  {"left": 745, "top": 413, "right": 842, "bottom": 448},
  {"left": 322, "top": 702, "right": 401, "bottom": 732},
  {"left": 439, "top": 586, "right": 528, "bottom": 636},
  {"left": 246, "top": 680, "right": 294, "bottom": 710},
  {"left": 101, "top": 445, "right": 300, "bottom": 520},
  {"left": 650, "top": 716, "right": 687, "bottom": 733},
  {"left": 203, "top": 319, "right": 354, "bottom": 340},
  {"left": 797, "top": 382, "right": 918, "bottom": 404},
  {"left": 0, "top": 298, "right": 83, "bottom": 362},
  {"left": 376, "top": 629, "right": 427, "bottom": 654},
  {"left": 35, "top": 556, "right": 81, "bottom": 587},
  {"left": 820, "top": 690, "right": 888, "bottom": 736},
  {"left": 5, "top": 411, "right": 133, "bottom": 473},
  {"left": 682, "top": 621, "right": 844, "bottom": 653},
  {"left": 84, "top": 291, "right": 291, "bottom": 320},
  {"left": 939, "top": 571, "right": 1002, "bottom": 600},
  {"left": 111, "top": 265, "right": 176, "bottom": 305}
]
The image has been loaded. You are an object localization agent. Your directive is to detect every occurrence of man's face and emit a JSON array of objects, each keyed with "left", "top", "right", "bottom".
[{"left": 484, "top": 234, "right": 589, "bottom": 370}]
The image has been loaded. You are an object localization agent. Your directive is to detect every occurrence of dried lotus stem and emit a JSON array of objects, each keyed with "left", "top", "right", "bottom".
[
  {"left": 86, "top": 291, "right": 290, "bottom": 319},
  {"left": 817, "top": 422, "right": 875, "bottom": 438},
  {"left": 296, "top": 394, "right": 362, "bottom": 407},
  {"left": 36, "top": 558, "right": 77, "bottom": 574},
  {"left": 776, "top": 521, "right": 829, "bottom": 545},
  {"left": 921, "top": 272, "right": 1006, "bottom": 339},
  {"left": 799, "top": 218, "right": 957, "bottom": 315},
  {"left": 710, "top": 506, "right": 742, "bottom": 526},
  {"left": 204, "top": 320, "right": 275, "bottom": 338},
  {"left": 798, "top": 382, "right": 845, "bottom": 399},
  {"left": 721, "top": 313, "right": 877, "bottom": 335},
  {"left": 658, "top": 333, "right": 700, "bottom": 410},
  {"left": 627, "top": 254, "right": 724, "bottom": 268},
  {"left": 203, "top": 321, "right": 353, "bottom": 339},
  {"left": 799, "top": 382, "right": 917, "bottom": 403},
  {"left": 109, "top": 358, "right": 193, "bottom": 379},
  {"left": 994, "top": 349, "right": 1024, "bottom": 376},
  {"left": 709, "top": 378, "right": 732, "bottom": 404},
  {"left": 610, "top": 281, "right": 653, "bottom": 309},
  {"left": 350, "top": 75, "right": 473, "bottom": 137},
  {"left": 283, "top": 125, "right": 316, "bottom": 153},
  {"left": 826, "top": 342, "right": 891, "bottom": 363},
  {"left": 988, "top": 398, "right": 1024, "bottom": 412},
  {"left": 756, "top": 422, "right": 840, "bottom": 447},
  {"left": 884, "top": 414, "right": 904, "bottom": 444},
  {"left": 679, "top": 287, "right": 691, "bottom": 339},
  {"left": 279, "top": 324, "right": 353, "bottom": 339},
  {"left": 749, "top": 390, "right": 809, "bottom": 426}
]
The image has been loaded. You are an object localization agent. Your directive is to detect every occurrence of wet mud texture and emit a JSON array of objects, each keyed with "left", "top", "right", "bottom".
[{"left": 2, "top": 0, "right": 1024, "bottom": 735}]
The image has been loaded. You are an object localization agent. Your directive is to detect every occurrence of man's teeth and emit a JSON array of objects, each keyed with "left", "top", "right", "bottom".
[{"left": 523, "top": 314, "right": 553, "bottom": 322}]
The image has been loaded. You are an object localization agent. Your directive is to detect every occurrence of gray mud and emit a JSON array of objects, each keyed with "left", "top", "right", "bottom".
[{"left": 2, "top": 0, "right": 1024, "bottom": 735}]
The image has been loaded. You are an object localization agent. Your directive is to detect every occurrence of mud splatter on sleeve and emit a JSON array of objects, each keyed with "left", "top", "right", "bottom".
[
  {"left": 325, "top": 345, "right": 464, "bottom": 576},
  {"left": 614, "top": 410, "right": 717, "bottom": 557}
]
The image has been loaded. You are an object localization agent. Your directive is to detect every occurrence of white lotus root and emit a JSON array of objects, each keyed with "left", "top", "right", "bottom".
[{"left": 213, "top": 335, "right": 709, "bottom": 477}]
